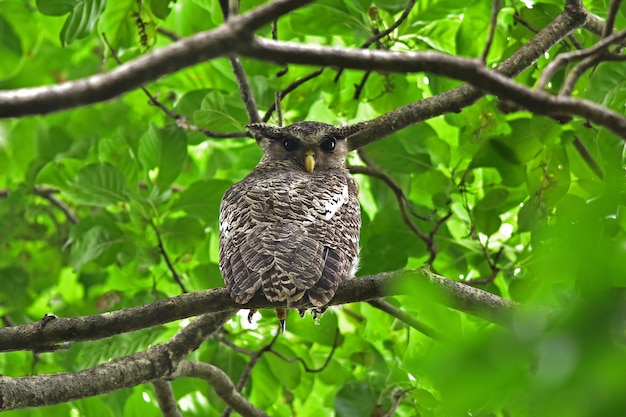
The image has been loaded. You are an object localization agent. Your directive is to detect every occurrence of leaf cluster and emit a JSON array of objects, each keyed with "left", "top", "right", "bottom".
[{"left": 1, "top": 0, "right": 626, "bottom": 416}]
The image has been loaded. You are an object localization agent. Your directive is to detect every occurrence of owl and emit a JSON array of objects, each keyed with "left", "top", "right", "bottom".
[{"left": 219, "top": 121, "right": 364, "bottom": 331}]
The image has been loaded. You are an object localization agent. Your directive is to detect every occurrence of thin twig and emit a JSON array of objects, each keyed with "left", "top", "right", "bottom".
[
  {"left": 32, "top": 187, "right": 79, "bottom": 224},
  {"left": 334, "top": 0, "right": 416, "bottom": 82},
  {"left": 156, "top": 27, "right": 181, "bottom": 41},
  {"left": 149, "top": 220, "right": 188, "bottom": 293},
  {"left": 603, "top": 0, "right": 622, "bottom": 38},
  {"left": 221, "top": 330, "right": 280, "bottom": 417},
  {"left": 382, "top": 387, "right": 414, "bottom": 417},
  {"left": 481, "top": 0, "right": 501, "bottom": 63},
  {"left": 268, "top": 328, "right": 340, "bottom": 372},
  {"left": 572, "top": 135, "right": 604, "bottom": 178},
  {"left": 537, "top": 29, "right": 626, "bottom": 91},
  {"left": 103, "top": 33, "right": 249, "bottom": 139},
  {"left": 173, "top": 360, "right": 270, "bottom": 417},
  {"left": 152, "top": 380, "right": 183, "bottom": 417},
  {"left": 368, "top": 299, "right": 447, "bottom": 342},
  {"left": 262, "top": 68, "right": 324, "bottom": 122}
]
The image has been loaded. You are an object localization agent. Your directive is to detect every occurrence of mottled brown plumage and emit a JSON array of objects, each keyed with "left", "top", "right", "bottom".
[{"left": 219, "top": 121, "right": 364, "bottom": 331}]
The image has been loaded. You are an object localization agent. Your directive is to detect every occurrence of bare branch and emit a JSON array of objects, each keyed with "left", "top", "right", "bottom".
[
  {"left": 222, "top": 331, "right": 280, "bottom": 417},
  {"left": 603, "top": 0, "right": 622, "bottom": 38},
  {"left": 230, "top": 56, "right": 261, "bottom": 123},
  {"left": 481, "top": 0, "right": 501, "bottom": 63},
  {"left": 241, "top": 37, "right": 626, "bottom": 140},
  {"left": 344, "top": 2, "right": 589, "bottom": 149},
  {"left": 31, "top": 187, "right": 78, "bottom": 224},
  {"left": 172, "top": 360, "right": 270, "bottom": 417},
  {"left": 0, "top": 0, "right": 313, "bottom": 118},
  {"left": 367, "top": 299, "right": 447, "bottom": 342},
  {"left": 153, "top": 380, "right": 183, "bottom": 417},
  {"left": 268, "top": 327, "right": 340, "bottom": 372},
  {"left": 536, "top": 29, "right": 626, "bottom": 91},
  {"left": 0, "top": 268, "right": 535, "bottom": 353},
  {"left": 0, "top": 311, "right": 233, "bottom": 411},
  {"left": 150, "top": 219, "right": 188, "bottom": 293},
  {"left": 262, "top": 68, "right": 325, "bottom": 122}
]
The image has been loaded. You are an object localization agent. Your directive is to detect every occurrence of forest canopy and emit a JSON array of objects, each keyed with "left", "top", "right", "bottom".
[{"left": 0, "top": 0, "right": 625, "bottom": 416}]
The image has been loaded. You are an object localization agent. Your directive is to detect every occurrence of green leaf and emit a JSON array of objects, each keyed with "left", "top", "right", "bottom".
[
  {"left": 526, "top": 143, "right": 570, "bottom": 208},
  {"left": 59, "top": 0, "right": 107, "bottom": 46},
  {"left": 98, "top": 0, "right": 136, "bottom": 49},
  {"left": 138, "top": 124, "right": 188, "bottom": 190},
  {"left": 456, "top": 0, "right": 490, "bottom": 57},
  {"left": 161, "top": 216, "right": 206, "bottom": 255},
  {"left": 475, "top": 188, "right": 510, "bottom": 211},
  {"left": 0, "top": 16, "right": 23, "bottom": 79},
  {"left": 69, "top": 225, "right": 116, "bottom": 269},
  {"left": 171, "top": 180, "right": 232, "bottom": 223},
  {"left": 265, "top": 344, "right": 302, "bottom": 390},
  {"left": 585, "top": 61, "right": 626, "bottom": 112},
  {"left": 148, "top": 0, "right": 172, "bottom": 20},
  {"left": 75, "top": 163, "right": 128, "bottom": 206},
  {"left": 194, "top": 90, "right": 248, "bottom": 132},
  {"left": 472, "top": 208, "right": 502, "bottom": 236},
  {"left": 36, "top": 0, "right": 77, "bottom": 16},
  {"left": 336, "top": 383, "right": 377, "bottom": 417}
]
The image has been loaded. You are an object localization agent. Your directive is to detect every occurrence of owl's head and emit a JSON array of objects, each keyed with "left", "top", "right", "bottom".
[{"left": 248, "top": 121, "right": 365, "bottom": 173}]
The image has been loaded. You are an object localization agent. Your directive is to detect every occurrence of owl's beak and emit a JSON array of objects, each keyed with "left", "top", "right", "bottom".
[{"left": 304, "top": 151, "right": 315, "bottom": 173}]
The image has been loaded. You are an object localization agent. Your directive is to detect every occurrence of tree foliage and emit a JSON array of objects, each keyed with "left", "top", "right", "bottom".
[{"left": 1, "top": 0, "right": 625, "bottom": 416}]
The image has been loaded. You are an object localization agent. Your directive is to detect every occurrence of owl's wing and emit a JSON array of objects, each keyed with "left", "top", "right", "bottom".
[
  {"left": 219, "top": 171, "right": 360, "bottom": 307},
  {"left": 305, "top": 175, "right": 360, "bottom": 306},
  {"left": 219, "top": 180, "right": 264, "bottom": 304}
]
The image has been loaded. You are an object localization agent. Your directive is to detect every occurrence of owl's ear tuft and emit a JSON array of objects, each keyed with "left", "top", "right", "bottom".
[
  {"left": 247, "top": 123, "right": 282, "bottom": 141},
  {"left": 337, "top": 121, "right": 369, "bottom": 139}
]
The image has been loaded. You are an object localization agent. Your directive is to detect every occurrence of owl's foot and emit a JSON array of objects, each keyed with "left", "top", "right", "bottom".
[
  {"left": 311, "top": 307, "right": 327, "bottom": 321},
  {"left": 247, "top": 309, "right": 258, "bottom": 323},
  {"left": 275, "top": 308, "right": 287, "bottom": 333}
]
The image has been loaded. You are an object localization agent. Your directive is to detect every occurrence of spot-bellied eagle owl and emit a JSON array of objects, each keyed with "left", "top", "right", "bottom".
[{"left": 219, "top": 121, "right": 364, "bottom": 331}]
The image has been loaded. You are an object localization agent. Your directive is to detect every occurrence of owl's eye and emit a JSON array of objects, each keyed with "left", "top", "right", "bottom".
[
  {"left": 282, "top": 138, "right": 300, "bottom": 151},
  {"left": 320, "top": 138, "right": 336, "bottom": 153}
]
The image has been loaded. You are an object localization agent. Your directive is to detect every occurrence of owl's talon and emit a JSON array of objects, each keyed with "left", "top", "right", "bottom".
[
  {"left": 279, "top": 319, "right": 286, "bottom": 333},
  {"left": 247, "top": 309, "right": 257, "bottom": 323}
]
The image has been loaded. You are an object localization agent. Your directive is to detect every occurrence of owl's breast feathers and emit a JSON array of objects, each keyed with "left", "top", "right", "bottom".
[{"left": 219, "top": 169, "right": 360, "bottom": 307}]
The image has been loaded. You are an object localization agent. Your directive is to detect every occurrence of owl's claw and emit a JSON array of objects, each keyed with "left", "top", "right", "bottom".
[
  {"left": 247, "top": 309, "right": 257, "bottom": 323},
  {"left": 279, "top": 319, "right": 286, "bottom": 334}
]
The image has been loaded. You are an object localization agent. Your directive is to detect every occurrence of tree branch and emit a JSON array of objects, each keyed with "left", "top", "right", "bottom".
[
  {"left": 152, "top": 380, "right": 183, "bottom": 417},
  {"left": 239, "top": 38, "right": 626, "bottom": 140},
  {"left": 172, "top": 360, "right": 270, "bottom": 417},
  {"left": 0, "top": 0, "right": 313, "bottom": 118},
  {"left": 344, "top": 0, "right": 589, "bottom": 149},
  {"left": 0, "top": 269, "right": 534, "bottom": 353},
  {"left": 0, "top": 311, "right": 233, "bottom": 411}
]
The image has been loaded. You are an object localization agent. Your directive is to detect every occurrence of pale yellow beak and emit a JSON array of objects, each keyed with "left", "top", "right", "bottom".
[{"left": 304, "top": 151, "right": 315, "bottom": 173}]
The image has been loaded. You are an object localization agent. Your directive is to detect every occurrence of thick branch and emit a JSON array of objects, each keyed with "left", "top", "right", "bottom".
[
  {"left": 152, "top": 380, "right": 183, "bottom": 417},
  {"left": 239, "top": 38, "right": 626, "bottom": 140},
  {"left": 344, "top": 0, "right": 589, "bottom": 149},
  {"left": 0, "top": 0, "right": 312, "bottom": 118},
  {"left": 0, "top": 269, "right": 530, "bottom": 353},
  {"left": 0, "top": 311, "right": 233, "bottom": 411},
  {"left": 172, "top": 360, "right": 270, "bottom": 417}
]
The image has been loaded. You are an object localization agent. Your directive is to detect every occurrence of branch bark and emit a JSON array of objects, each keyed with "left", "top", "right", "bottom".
[
  {"left": 172, "top": 360, "right": 270, "bottom": 417},
  {"left": 0, "top": 268, "right": 532, "bottom": 353},
  {"left": 0, "top": 0, "right": 312, "bottom": 118},
  {"left": 0, "top": 311, "right": 233, "bottom": 411}
]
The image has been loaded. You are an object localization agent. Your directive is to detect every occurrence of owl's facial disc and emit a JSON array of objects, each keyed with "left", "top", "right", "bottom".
[{"left": 304, "top": 151, "right": 315, "bottom": 173}]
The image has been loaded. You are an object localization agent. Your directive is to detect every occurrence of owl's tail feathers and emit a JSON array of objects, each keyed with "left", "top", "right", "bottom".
[{"left": 275, "top": 308, "right": 287, "bottom": 333}]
